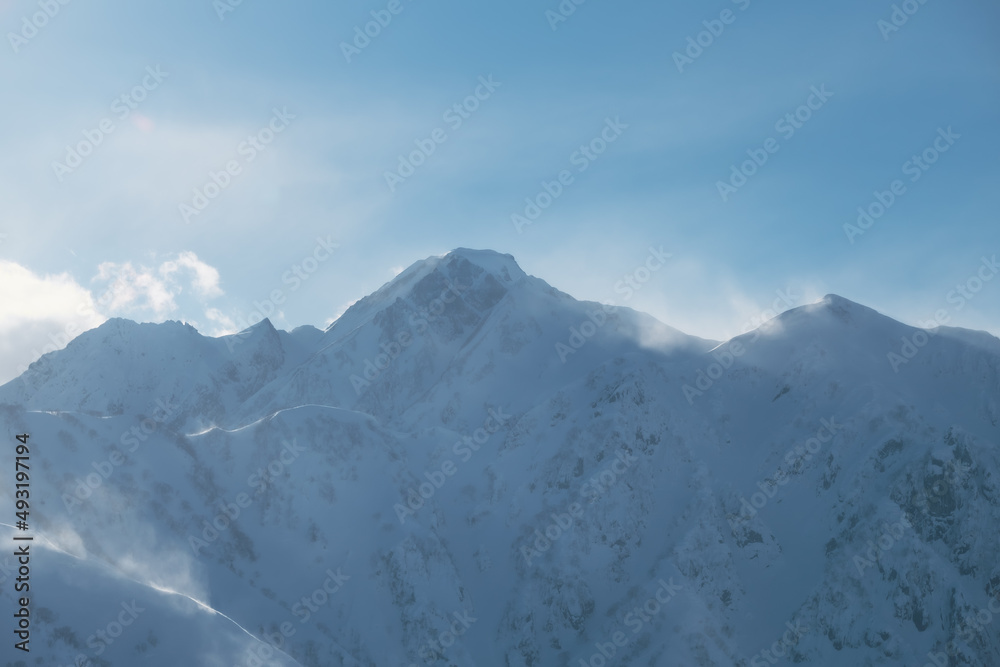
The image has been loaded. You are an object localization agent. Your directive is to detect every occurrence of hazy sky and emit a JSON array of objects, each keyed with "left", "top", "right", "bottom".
[{"left": 1, "top": 0, "right": 997, "bottom": 384}]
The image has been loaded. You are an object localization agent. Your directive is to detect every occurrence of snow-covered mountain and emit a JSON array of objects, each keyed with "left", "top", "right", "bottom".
[{"left": 1, "top": 248, "right": 998, "bottom": 666}]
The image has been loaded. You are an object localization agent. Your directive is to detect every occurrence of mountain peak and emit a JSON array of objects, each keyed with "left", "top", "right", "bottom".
[
  {"left": 819, "top": 293, "right": 855, "bottom": 307},
  {"left": 443, "top": 248, "right": 526, "bottom": 284},
  {"left": 811, "top": 293, "right": 893, "bottom": 324},
  {"left": 236, "top": 317, "right": 277, "bottom": 335},
  {"left": 324, "top": 248, "right": 526, "bottom": 333}
]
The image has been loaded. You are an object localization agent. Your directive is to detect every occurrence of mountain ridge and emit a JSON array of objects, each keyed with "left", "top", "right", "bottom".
[{"left": 1, "top": 249, "right": 998, "bottom": 666}]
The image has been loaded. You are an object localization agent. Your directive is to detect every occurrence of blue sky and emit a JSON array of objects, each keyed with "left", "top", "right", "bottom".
[{"left": 0, "top": 0, "right": 997, "bottom": 383}]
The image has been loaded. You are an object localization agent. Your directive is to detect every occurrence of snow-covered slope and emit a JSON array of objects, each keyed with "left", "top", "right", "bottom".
[{"left": 0, "top": 249, "right": 998, "bottom": 666}]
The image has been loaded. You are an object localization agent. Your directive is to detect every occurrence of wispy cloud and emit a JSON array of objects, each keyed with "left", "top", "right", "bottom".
[
  {"left": 93, "top": 251, "right": 224, "bottom": 319},
  {"left": 0, "top": 252, "right": 228, "bottom": 385}
]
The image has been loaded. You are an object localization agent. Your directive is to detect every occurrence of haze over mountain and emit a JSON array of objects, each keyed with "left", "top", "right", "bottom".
[{"left": 1, "top": 249, "right": 998, "bottom": 666}]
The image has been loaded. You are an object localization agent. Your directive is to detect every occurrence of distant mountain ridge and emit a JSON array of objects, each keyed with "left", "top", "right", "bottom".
[{"left": 1, "top": 249, "right": 998, "bottom": 666}]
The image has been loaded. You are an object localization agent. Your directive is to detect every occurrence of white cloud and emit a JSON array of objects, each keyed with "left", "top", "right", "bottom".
[
  {"left": 203, "top": 307, "right": 238, "bottom": 336},
  {"left": 0, "top": 261, "right": 106, "bottom": 384},
  {"left": 0, "top": 261, "right": 102, "bottom": 329},
  {"left": 95, "top": 260, "right": 178, "bottom": 317},
  {"left": 0, "top": 252, "right": 227, "bottom": 386},
  {"left": 160, "top": 251, "right": 224, "bottom": 299},
  {"left": 93, "top": 251, "right": 224, "bottom": 319}
]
